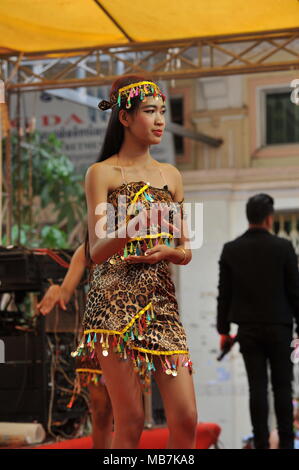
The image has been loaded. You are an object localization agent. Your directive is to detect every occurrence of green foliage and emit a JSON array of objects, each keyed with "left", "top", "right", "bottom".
[
  {"left": 2, "top": 130, "right": 86, "bottom": 248},
  {"left": 40, "top": 225, "right": 68, "bottom": 248},
  {"left": 2, "top": 224, "right": 32, "bottom": 246}
]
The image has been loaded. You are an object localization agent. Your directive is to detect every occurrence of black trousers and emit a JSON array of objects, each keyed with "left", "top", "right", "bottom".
[{"left": 237, "top": 323, "right": 294, "bottom": 449}]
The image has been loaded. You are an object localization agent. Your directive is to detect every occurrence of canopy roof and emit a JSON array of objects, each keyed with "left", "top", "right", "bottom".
[{"left": 0, "top": 0, "right": 298, "bottom": 56}]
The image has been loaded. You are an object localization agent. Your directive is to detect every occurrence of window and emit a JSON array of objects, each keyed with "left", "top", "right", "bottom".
[
  {"left": 170, "top": 96, "right": 184, "bottom": 155},
  {"left": 266, "top": 92, "right": 299, "bottom": 145}
]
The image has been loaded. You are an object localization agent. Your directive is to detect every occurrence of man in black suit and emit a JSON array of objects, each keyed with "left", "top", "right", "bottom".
[{"left": 217, "top": 193, "right": 299, "bottom": 449}]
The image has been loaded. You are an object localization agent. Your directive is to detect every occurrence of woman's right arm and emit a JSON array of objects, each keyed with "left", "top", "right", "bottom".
[{"left": 85, "top": 163, "right": 132, "bottom": 265}]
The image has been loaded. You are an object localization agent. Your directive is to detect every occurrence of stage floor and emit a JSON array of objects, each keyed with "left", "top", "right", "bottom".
[{"left": 5, "top": 423, "right": 221, "bottom": 449}]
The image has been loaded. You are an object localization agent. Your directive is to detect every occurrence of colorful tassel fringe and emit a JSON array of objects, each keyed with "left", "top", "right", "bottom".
[
  {"left": 112, "top": 182, "right": 174, "bottom": 262},
  {"left": 116, "top": 234, "right": 172, "bottom": 260},
  {"left": 70, "top": 300, "right": 193, "bottom": 401},
  {"left": 117, "top": 81, "right": 166, "bottom": 110},
  {"left": 66, "top": 368, "right": 103, "bottom": 409}
]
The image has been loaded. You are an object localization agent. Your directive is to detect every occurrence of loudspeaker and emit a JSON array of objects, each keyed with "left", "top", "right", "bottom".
[{"left": 0, "top": 332, "right": 48, "bottom": 425}]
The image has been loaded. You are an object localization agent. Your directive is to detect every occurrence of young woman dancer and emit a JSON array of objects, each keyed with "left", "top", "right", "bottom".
[
  {"left": 72, "top": 74, "right": 198, "bottom": 449},
  {"left": 36, "top": 234, "right": 113, "bottom": 449}
]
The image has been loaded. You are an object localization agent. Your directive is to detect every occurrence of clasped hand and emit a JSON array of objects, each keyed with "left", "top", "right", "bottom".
[{"left": 125, "top": 203, "right": 181, "bottom": 264}]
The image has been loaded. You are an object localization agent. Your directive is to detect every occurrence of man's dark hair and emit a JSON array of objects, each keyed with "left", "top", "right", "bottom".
[{"left": 246, "top": 193, "right": 274, "bottom": 224}]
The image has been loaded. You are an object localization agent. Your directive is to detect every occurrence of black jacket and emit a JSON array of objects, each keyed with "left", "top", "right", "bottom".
[{"left": 217, "top": 227, "right": 299, "bottom": 336}]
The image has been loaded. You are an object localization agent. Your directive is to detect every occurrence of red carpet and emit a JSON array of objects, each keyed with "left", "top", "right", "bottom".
[{"left": 30, "top": 423, "right": 220, "bottom": 449}]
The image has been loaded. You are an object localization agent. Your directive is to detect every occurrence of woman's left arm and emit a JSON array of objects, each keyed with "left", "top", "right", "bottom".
[
  {"left": 125, "top": 165, "right": 192, "bottom": 266},
  {"left": 164, "top": 165, "right": 192, "bottom": 266}
]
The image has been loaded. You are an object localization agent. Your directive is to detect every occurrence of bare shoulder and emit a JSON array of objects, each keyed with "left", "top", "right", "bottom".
[
  {"left": 161, "top": 163, "right": 183, "bottom": 201},
  {"left": 85, "top": 161, "right": 114, "bottom": 188},
  {"left": 162, "top": 162, "right": 182, "bottom": 180},
  {"left": 85, "top": 161, "right": 112, "bottom": 178}
]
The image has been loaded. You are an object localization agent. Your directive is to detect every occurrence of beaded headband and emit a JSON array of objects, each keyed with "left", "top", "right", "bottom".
[{"left": 98, "top": 80, "right": 166, "bottom": 111}]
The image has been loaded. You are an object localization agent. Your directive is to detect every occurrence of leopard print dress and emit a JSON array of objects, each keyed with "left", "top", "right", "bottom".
[{"left": 70, "top": 167, "right": 193, "bottom": 397}]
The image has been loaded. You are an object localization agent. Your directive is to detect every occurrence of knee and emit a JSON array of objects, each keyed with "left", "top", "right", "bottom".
[
  {"left": 248, "top": 381, "right": 268, "bottom": 395},
  {"left": 119, "top": 408, "right": 145, "bottom": 439},
  {"left": 90, "top": 398, "right": 112, "bottom": 425},
  {"left": 184, "top": 409, "right": 198, "bottom": 433},
  {"left": 170, "top": 408, "right": 198, "bottom": 435},
  {"left": 92, "top": 407, "right": 113, "bottom": 427},
  {"left": 271, "top": 371, "right": 293, "bottom": 390}
]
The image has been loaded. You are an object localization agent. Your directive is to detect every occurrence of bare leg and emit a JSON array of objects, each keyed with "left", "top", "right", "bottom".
[
  {"left": 88, "top": 381, "right": 113, "bottom": 449},
  {"left": 95, "top": 337, "right": 145, "bottom": 449},
  {"left": 269, "top": 429, "right": 279, "bottom": 449},
  {"left": 153, "top": 355, "right": 198, "bottom": 449}
]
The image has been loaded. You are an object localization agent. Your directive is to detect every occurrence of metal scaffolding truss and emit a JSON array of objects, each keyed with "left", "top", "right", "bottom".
[
  {"left": 1, "top": 28, "right": 299, "bottom": 92},
  {"left": 1, "top": 28, "right": 299, "bottom": 244}
]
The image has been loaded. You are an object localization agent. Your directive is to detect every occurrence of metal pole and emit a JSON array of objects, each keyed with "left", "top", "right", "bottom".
[
  {"left": 0, "top": 102, "right": 2, "bottom": 243},
  {"left": 5, "top": 91, "right": 12, "bottom": 245}
]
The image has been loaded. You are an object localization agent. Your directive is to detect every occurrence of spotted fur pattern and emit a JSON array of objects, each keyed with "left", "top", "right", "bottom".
[{"left": 77, "top": 181, "right": 192, "bottom": 385}]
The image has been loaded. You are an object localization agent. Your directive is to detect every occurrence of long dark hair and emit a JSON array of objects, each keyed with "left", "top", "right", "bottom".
[
  {"left": 84, "top": 227, "right": 93, "bottom": 268},
  {"left": 85, "top": 75, "right": 162, "bottom": 266},
  {"left": 97, "top": 74, "right": 158, "bottom": 162}
]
